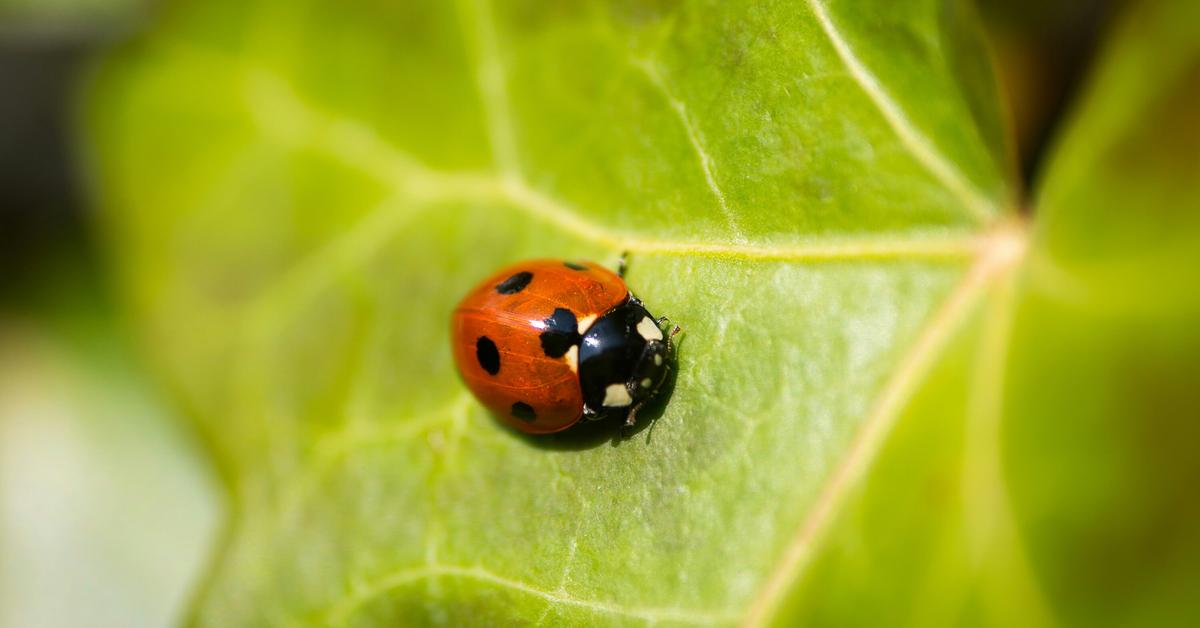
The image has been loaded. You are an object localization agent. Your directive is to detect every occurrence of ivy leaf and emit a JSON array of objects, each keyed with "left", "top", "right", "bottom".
[
  {"left": 81, "top": 0, "right": 1199, "bottom": 625},
  {"left": 767, "top": 1, "right": 1200, "bottom": 625}
]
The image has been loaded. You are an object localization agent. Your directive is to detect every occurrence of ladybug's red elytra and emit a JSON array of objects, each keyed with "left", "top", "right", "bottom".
[{"left": 451, "top": 258, "right": 679, "bottom": 434}]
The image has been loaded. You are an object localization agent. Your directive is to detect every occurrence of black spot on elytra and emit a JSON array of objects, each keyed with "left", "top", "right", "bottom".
[
  {"left": 539, "top": 307, "right": 581, "bottom": 358},
  {"left": 563, "top": 261, "right": 588, "bottom": 271},
  {"left": 511, "top": 401, "right": 536, "bottom": 422},
  {"left": 476, "top": 336, "right": 500, "bottom": 375},
  {"left": 496, "top": 271, "right": 533, "bottom": 294}
]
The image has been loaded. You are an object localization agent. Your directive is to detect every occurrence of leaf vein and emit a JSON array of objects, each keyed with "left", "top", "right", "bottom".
[
  {"left": 804, "top": 0, "right": 996, "bottom": 221},
  {"left": 740, "top": 222, "right": 1028, "bottom": 625},
  {"left": 325, "top": 563, "right": 739, "bottom": 625},
  {"left": 962, "top": 261, "right": 1056, "bottom": 626},
  {"left": 634, "top": 58, "right": 746, "bottom": 243},
  {"left": 245, "top": 67, "right": 985, "bottom": 268},
  {"left": 461, "top": 0, "right": 519, "bottom": 174}
]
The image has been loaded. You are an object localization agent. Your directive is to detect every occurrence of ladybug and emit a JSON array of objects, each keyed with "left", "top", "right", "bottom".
[{"left": 451, "top": 258, "right": 679, "bottom": 434}]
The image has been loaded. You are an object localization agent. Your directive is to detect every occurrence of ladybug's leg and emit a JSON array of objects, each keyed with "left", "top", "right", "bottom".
[
  {"left": 626, "top": 360, "right": 673, "bottom": 432},
  {"left": 583, "top": 404, "right": 603, "bottom": 421},
  {"left": 655, "top": 316, "right": 682, "bottom": 337},
  {"left": 624, "top": 402, "right": 642, "bottom": 428}
]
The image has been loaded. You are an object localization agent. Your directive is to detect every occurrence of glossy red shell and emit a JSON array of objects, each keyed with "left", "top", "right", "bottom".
[{"left": 451, "top": 259, "right": 629, "bottom": 433}]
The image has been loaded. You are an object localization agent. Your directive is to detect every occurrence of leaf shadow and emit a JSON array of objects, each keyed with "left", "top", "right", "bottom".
[{"left": 509, "top": 337, "right": 684, "bottom": 452}]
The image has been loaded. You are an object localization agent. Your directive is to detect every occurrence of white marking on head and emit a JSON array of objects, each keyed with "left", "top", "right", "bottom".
[
  {"left": 602, "top": 383, "right": 633, "bottom": 407},
  {"left": 654, "top": 354, "right": 663, "bottom": 366},
  {"left": 576, "top": 313, "right": 598, "bottom": 335},
  {"left": 565, "top": 345, "right": 579, "bottom": 373},
  {"left": 637, "top": 316, "right": 663, "bottom": 342}
]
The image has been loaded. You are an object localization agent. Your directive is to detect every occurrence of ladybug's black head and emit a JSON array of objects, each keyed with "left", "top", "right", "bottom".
[{"left": 577, "top": 298, "right": 673, "bottom": 422}]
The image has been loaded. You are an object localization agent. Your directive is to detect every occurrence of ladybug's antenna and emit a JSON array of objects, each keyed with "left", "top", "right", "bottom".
[{"left": 656, "top": 316, "right": 683, "bottom": 340}]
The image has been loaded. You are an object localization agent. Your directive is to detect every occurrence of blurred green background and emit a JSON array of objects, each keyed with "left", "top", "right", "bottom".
[
  {"left": 2, "top": 1, "right": 217, "bottom": 626},
  {"left": 4, "top": 0, "right": 1199, "bottom": 626}
]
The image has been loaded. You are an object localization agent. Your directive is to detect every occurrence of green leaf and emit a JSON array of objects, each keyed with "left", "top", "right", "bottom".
[
  {"left": 768, "top": 1, "right": 1200, "bottom": 626},
  {"left": 80, "top": 0, "right": 1198, "bottom": 625}
]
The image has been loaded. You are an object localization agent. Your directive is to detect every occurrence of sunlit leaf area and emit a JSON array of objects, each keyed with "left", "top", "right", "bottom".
[{"left": 2, "top": 0, "right": 1198, "bottom": 626}]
